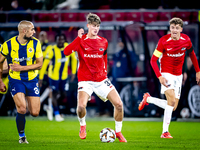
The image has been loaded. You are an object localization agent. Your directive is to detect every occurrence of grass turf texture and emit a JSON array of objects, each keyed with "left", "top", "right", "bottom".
[{"left": 0, "top": 117, "right": 200, "bottom": 150}]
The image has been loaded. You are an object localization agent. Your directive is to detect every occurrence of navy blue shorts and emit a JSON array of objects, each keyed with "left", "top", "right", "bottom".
[
  {"left": 49, "top": 78, "right": 69, "bottom": 93},
  {"left": 9, "top": 78, "right": 40, "bottom": 97}
]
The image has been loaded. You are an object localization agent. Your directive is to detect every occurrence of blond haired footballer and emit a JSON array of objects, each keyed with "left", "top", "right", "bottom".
[
  {"left": 64, "top": 13, "right": 127, "bottom": 142},
  {"left": 138, "top": 18, "right": 200, "bottom": 138}
]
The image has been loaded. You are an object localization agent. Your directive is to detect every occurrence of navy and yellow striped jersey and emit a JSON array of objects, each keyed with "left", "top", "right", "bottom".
[
  {"left": 39, "top": 43, "right": 77, "bottom": 81},
  {"left": 1, "top": 36, "right": 43, "bottom": 81}
]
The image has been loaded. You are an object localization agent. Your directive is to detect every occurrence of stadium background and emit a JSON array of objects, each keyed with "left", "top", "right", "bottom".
[{"left": 0, "top": 0, "right": 200, "bottom": 119}]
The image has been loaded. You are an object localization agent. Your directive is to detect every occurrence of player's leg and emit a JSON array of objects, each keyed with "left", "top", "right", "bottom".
[
  {"left": 26, "top": 96, "right": 40, "bottom": 117},
  {"left": 138, "top": 93, "right": 167, "bottom": 111},
  {"left": 107, "top": 89, "right": 127, "bottom": 142},
  {"left": 161, "top": 89, "right": 175, "bottom": 138},
  {"left": 13, "top": 92, "right": 27, "bottom": 139},
  {"left": 9, "top": 79, "right": 29, "bottom": 143},
  {"left": 49, "top": 79, "right": 64, "bottom": 121},
  {"left": 77, "top": 91, "right": 89, "bottom": 139}
]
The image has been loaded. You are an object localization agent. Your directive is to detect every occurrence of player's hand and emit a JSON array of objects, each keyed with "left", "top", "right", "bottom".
[
  {"left": 158, "top": 76, "right": 170, "bottom": 88},
  {"left": 0, "top": 79, "right": 6, "bottom": 92},
  {"left": 38, "top": 79, "right": 43, "bottom": 87},
  {"left": 78, "top": 28, "right": 84, "bottom": 38},
  {"left": 196, "top": 71, "right": 200, "bottom": 85},
  {"left": 9, "top": 63, "right": 22, "bottom": 72}
]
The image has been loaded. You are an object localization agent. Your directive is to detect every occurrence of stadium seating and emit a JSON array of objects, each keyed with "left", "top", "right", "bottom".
[
  {"left": 61, "top": 13, "right": 79, "bottom": 22},
  {"left": 96, "top": 12, "right": 113, "bottom": 21},
  {"left": 172, "top": 12, "right": 192, "bottom": 21},
  {"left": 115, "top": 12, "right": 126, "bottom": 21},
  {"left": 125, "top": 12, "right": 141, "bottom": 22},
  {"left": 34, "top": 13, "right": 59, "bottom": 22},
  {"left": 143, "top": 12, "right": 159, "bottom": 23},
  {"left": 158, "top": 12, "right": 172, "bottom": 21}
]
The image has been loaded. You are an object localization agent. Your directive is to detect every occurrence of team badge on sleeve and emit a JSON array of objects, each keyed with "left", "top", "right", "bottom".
[{"left": 99, "top": 48, "right": 104, "bottom": 51}]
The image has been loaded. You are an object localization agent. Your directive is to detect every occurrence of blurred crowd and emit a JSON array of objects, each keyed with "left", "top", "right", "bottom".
[{"left": 1, "top": 0, "right": 200, "bottom": 11}]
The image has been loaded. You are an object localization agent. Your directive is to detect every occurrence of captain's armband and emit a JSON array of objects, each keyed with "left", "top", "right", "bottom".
[{"left": 153, "top": 49, "right": 162, "bottom": 58}]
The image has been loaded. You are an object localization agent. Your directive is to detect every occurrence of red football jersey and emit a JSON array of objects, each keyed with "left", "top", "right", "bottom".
[
  {"left": 64, "top": 34, "right": 108, "bottom": 82},
  {"left": 156, "top": 33, "right": 193, "bottom": 76}
]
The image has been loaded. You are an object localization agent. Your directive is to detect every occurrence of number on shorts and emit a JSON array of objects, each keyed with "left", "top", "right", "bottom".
[
  {"left": 34, "top": 87, "right": 39, "bottom": 94},
  {"left": 104, "top": 79, "right": 111, "bottom": 86}
]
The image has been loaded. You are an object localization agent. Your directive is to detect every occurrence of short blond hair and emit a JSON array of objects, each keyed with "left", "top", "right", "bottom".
[
  {"left": 86, "top": 13, "right": 101, "bottom": 25},
  {"left": 169, "top": 17, "right": 183, "bottom": 27}
]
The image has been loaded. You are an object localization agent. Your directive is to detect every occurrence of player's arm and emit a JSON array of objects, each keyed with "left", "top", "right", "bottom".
[
  {"left": 70, "top": 52, "right": 77, "bottom": 82},
  {"left": 0, "top": 43, "right": 8, "bottom": 92},
  {"left": 103, "top": 50, "right": 108, "bottom": 72},
  {"left": 64, "top": 28, "right": 83, "bottom": 56},
  {"left": 0, "top": 53, "right": 6, "bottom": 92},
  {"left": 39, "top": 58, "right": 50, "bottom": 80},
  {"left": 150, "top": 49, "right": 169, "bottom": 87},
  {"left": 187, "top": 47, "right": 200, "bottom": 84},
  {"left": 10, "top": 56, "right": 43, "bottom": 72}
]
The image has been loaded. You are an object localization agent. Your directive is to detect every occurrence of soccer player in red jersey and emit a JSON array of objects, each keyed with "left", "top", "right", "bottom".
[
  {"left": 138, "top": 17, "right": 200, "bottom": 138},
  {"left": 64, "top": 13, "right": 127, "bottom": 142}
]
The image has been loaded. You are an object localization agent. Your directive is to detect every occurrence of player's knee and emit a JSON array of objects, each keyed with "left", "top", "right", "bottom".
[
  {"left": 114, "top": 101, "right": 123, "bottom": 112},
  {"left": 30, "top": 110, "right": 39, "bottom": 117},
  {"left": 77, "top": 105, "right": 86, "bottom": 113},
  {"left": 168, "top": 99, "right": 176, "bottom": 107},
  {"left": 17, "top": 106, "right": 26, "bottom": 114}
]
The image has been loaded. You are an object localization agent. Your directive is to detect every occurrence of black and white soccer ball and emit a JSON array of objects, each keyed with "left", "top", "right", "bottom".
[{"left": 99, "top": 128, "right": 116, "bottom": 143}]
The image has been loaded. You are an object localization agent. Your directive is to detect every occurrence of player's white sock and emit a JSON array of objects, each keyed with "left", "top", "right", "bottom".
[
  {"left": 147, "top": 97, "right": 167, "bottom": 109},
  {"left": 78, "top": 116, "right": 86, "bottom": 126},
  {"left": 48, "top": 98, "right": 52, "bottom": 108},
  {"left": 162, "top": 105, "right": 174, "bottom": 133},
  {"left": 115, "top": 121, "right": 122, "bottom": 133}
]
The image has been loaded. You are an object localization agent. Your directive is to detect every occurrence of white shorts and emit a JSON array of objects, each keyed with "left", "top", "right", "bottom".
[
  {"left": 78, "top": 78, "right": 115, "bottom": 102},
  {"left": 161, "top": 73, "right": 183, "bottom": 99}
]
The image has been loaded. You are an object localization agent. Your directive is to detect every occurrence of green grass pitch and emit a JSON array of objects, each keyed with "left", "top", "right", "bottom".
[{"left": 0, "top": 116, "right": 200, "bottom": 150}]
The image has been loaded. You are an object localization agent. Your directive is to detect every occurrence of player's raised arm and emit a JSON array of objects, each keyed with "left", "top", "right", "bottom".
[{"left": 64, "top": 28, "right": 84, "bottom": 56}]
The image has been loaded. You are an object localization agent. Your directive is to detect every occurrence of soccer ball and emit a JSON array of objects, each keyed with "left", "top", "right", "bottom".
[
  {"left": 180, "top": 107, "right": 190, "bottom": 118},
  {"left": 99, "top": 128, "right": 116, "bottom": 143}
]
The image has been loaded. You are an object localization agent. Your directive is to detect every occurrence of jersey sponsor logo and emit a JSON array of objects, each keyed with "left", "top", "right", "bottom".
[
  {"left": 166, "top": 48, "right": 172, "bottom": 51},
  {"left": 167, "top": 52, "right": 184, "bottom": 57},
  {"left": 181, "top": 47, "right": 186, "bottom": 50},
  {"left": 57, "top": 57, "right": 68, "bottom": 62},
  {"left": 84, "top": 54, "right": 103, "bottom": 58},
  {"left": 14, "top": 57, "right": 31, "bottom": 62}
]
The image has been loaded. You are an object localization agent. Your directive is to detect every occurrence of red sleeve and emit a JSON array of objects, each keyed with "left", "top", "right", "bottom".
[
  {"left": 150, "top": 55, "right": 162, "bottom": 78},
  {"left": 189, "top": 50, "right": 200, "bottom": 72},
  {"left": 64, "top": 37, "right": 80, "bottom": 56},
  {"left": 103, "top": 51, "right": 107, "bottom": 71}
]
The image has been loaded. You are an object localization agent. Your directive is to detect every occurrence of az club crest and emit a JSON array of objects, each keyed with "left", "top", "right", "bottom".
[{"left": 99, "top": 48, "right": 104, "bottom": 51}]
